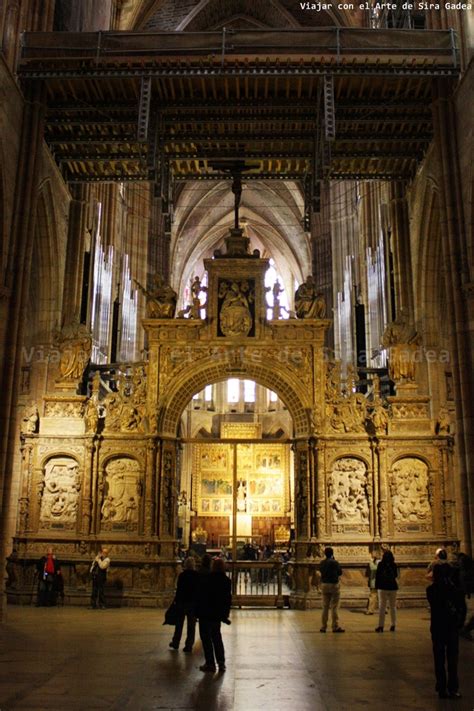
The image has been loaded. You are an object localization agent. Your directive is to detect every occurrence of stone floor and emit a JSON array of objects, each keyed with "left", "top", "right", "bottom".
[{"left": 0, "top": 606, "right": 473, "bottom": 711}]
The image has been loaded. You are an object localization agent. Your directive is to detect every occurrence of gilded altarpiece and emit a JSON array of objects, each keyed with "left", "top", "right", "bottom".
[
  {"left": 193, "top": 438, "right": 289, "bottom": 518},
  {"left": 8, "top": 232, "right": 459, "bottom": 608}
]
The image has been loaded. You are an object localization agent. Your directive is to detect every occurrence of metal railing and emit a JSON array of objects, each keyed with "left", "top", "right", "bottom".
[
  {"left": 19, "top": 28, "right": 459, "bottom": 72},
  {"left": 226, "top": 561, "right": 291, "bottom": 607}
]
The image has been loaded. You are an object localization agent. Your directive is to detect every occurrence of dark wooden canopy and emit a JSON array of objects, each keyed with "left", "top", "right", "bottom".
[{"left": 18, "top": 28, "right": 459, "bottom": 186}]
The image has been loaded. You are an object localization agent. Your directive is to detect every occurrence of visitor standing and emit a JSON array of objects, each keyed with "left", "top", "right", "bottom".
[
  {"left": 319, "top": 547, "right": 344, "bottom": 633},
  {"left": 169, "top": 557, "right": 199, "bottom": 652},
  {"left": 375, "top": 549, "right": 398, "bottom": 632},
  {"left": 427, "top": 563, "right": 462, "bottom": 699},
  {"left": 197, "top": 557, "right": 232, "bottom": 672},
  {"left": 36, "top": 547, "right": 60, "bottom": 606},
  {"left": 365, "top": 553, "right": 379, "bottom": 615},
  {"left": 90, "top": 547, "right": 111, "bottom": 609}
]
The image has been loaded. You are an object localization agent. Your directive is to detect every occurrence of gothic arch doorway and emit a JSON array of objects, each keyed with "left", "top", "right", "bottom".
[{"left": 177, "top": 377, "right": 295, "bottom": 605}]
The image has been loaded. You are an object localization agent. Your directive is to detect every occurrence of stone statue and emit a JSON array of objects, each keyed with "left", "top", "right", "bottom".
[
  {"left": 178, "top": 276, "right": 207, "bottom": 319},
  {"left": 218, "top": 280, "right": 254, "bottom": 337},
  {"left": 237, "top": 480, "right": 247, "bottom": 512},
  {"left": 436, "top": 407, "right": 451, "bottom": 435},
  {"left": 125, "top": 497, "right": 139, "bottom": 525},
  {"left": 21, "top": 403, "right": 39, "bottom": 434},
  {"left": 294, "top": 276, "right": 326, "bottom": 319},
  {"left": 371, "top": 404, "right": 389, "bottom": 434},
  {"left": 135, "top": 274, "right": 177, "bottom": 319},
  {"left": 84, "top": 399, "right": 99, "bottom": 433},
  {"left": 381, "top": 310, "right": 420, "bottom": 383},
  {"left": 271, "top": 279, "right": 284, "bottom": 319},
  {"left": 56, "top": 318, "right": 92, "bottom": 382}
]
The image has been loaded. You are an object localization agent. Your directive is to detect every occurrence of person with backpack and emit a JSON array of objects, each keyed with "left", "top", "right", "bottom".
[
  {"left": 375, "top": 549, "right": 398, "bottom": 632},
  {"left": 427, "top": 562, "right": 463, "bottom": 699}
]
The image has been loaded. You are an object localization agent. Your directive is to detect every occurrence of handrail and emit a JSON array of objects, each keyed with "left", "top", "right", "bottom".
[{"left": 19, "top": 27, "right": 458, "bottom": 66}]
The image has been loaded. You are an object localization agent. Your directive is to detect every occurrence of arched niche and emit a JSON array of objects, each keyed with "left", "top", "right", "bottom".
[
  {"left": 389, "top": 456, "right": 433, "bottom": 532},
  {"left": 99, "top": 457, "right": 143, "bottom": 532},
  {"left": 39, "top": 455, "right": 81, "bottom": 530},
  {"left": 327, "top": 456, "right": 370, "bottom": 534}
]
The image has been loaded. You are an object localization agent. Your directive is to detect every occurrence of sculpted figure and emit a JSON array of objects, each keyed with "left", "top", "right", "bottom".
[
  {"left": 57, "top": 319, "right": 92, "bottom": 382},
  {"left": 178, "top": 275, "right": 208, "bottom": 319},
  {"left": 21, "top": 404, "right": 39, "bottom": 434},
  {"left": 218, "top": 280, "right": 254, "bottom": 337},
  {"left": 381, "top": 310, "right": 420, "bottom": 383},
  {"left": 295, "top": 276, "right": 326, "bottom": 319},
  {"left": 135, "top": 274, "right": 177, "bottom": 319},
  {"left": 371, "top": 405, "right": 389, "bottom": 434},
  {"left": 436, "top": 407, "right": 451, "bottom": 435},
  {"left": 84, "top": 399, "right": 99, "bottom": 433}
]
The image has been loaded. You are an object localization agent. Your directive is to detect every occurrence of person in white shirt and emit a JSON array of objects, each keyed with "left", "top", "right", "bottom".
[{"left": 90, "top": 547, "right": 111, "bottom": 609}]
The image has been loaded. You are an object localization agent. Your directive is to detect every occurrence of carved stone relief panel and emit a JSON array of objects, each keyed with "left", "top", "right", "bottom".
[
  {"left": 390, "top": 457, "right": 432, "bottom": 532},
  {"left": 100, "top": 458, "right": 141, "bottom": 532},
  {"left": 329, "top": 457, "right": 370, "bottom": 534},
  {"left": 39, "top": 457, "right": 81, "bottom": 530}
]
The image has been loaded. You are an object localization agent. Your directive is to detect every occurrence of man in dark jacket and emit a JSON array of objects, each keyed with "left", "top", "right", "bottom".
[
  {"left": 319, "top": 546, "right": 344, "bottom": 633},
  {"left": 427, "top": 563, "right": 462, "bottom": 699},
  {"left": 197, "top": 557, "right": 232, "bottom": 672},
  {"left": 169, "top": 557, "right": 199, "bottom": 652}
]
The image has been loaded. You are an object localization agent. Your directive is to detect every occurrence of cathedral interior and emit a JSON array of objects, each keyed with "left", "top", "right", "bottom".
[{"left": 0, "top": 0, "right": 473, "bottom": 622}]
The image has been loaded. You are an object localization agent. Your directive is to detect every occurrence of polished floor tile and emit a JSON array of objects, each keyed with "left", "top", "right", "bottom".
[{"left": 0, "top": 607, "right": 473, "bottom": 710}]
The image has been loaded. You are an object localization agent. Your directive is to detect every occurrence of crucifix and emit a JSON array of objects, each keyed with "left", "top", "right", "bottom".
[{"left": 231, "top": 169, "right": 243, "bottom": 230}]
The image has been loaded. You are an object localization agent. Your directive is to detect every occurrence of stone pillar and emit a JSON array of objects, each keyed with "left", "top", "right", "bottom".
[
  {"left": 144, "top": 439, "right": 157, "bottom": 536},
  {"left": 158, "top": 440, "right": 177, "bottom": 540},
  {"left": 18, "top": 440, "right": 33, "bottom": 535},
  {"left": 376, "top": 442, "right": 389, "bottom": 540},
  {"left": 81, "top": 440, "right": 95, "bottom": 536},
  {"left": 0, "top": 82, "right": 46, "bottom": 619},
  {"left": 294, "top": 440, "right": 310, "bottom": 546},
  {"left": 1, "top": 0, "right": 20, "bottom": 70},
  {"left": 432, "top": 79, "right": 474, "bottom": 554},
  {"left": 314, "top": 441, "right": 327, "bottom": 539}
]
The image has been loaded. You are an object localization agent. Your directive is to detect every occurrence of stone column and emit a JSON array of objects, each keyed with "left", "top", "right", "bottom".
[
  {"left": 314, "top": 441, "right": 327, "bottom": 539},
  {"left": 376, "top": 442, "right": 389, "bottom": 540},
  {"left": 81, "top": 440, "right": 96, "bottom": 536},
  {"left": 0, "top": 81, "right": 46, "bottom": 509},
  {"left": 0, "top": 81, "right": 47, "bottom": 621},
  {"left": 368, "top": 440, "right": 377, "bottom": 539},
  {"left": 144, "top": 438, "right": 157, "bottom": 536},
  {"left": 432, "top": 79, "right": 474, "bottom": 553},
  {"left": 18, "top": 440, "right": 33, "bottom": 535},
  {"left": 158, "top": 440, "right": 177, "bottom": 540},
  {"left": 294, "top": 440, "right": 310, "bottom": 546}
]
